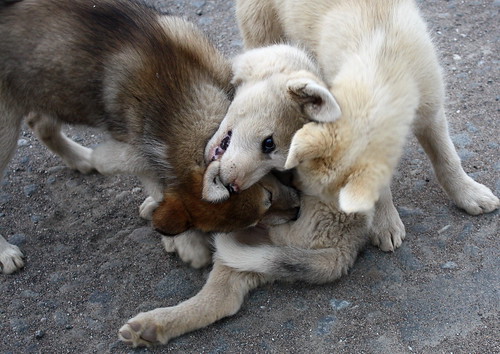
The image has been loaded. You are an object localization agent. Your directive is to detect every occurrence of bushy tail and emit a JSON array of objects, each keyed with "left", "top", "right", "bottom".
[{"left": 214, "top": 234, "right": 364, "bottom": 284}]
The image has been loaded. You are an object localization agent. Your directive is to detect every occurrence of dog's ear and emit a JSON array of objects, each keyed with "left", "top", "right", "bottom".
[
  {"left": 287, "top": 78, "right": 341, "bottom": 123},
  {"left": 202, "top": 161, "right": 230, "bottom": 202},
  {"left": 284, "top": 122, "right": 324, "bottom": 169},
  {"left": 152, "top": 194, "right": 192, "bottom": 236}
]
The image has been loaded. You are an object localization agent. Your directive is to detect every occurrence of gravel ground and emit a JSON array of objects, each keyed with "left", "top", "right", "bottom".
[{"left": 1, "top": 0, "right": 498, "bottom": 353}]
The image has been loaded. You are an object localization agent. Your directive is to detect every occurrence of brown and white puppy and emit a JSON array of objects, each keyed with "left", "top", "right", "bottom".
[
  {"left": 0, "top": 0, "right": 298, "bottom": 274},
  {"left": 117, "top": 0, "right": 499, "bottom": 347}
]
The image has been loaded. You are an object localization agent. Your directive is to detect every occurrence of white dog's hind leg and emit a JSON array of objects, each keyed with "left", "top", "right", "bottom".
[
  {"left": 119, "top": 261, "right": 267, "bottom": 347},
  {"left": 27, "top": 113, "right": 93, "bottom": 174},
  {"left": 0, "top": 235, "right": 24, "bottom": 274},
  {"left": 414, "top": 107, "right": 499, "bottom": 214},
  {"left": 161, "top": 230, "right": 212, "bottom": 269},
  {"left": 370, "top": 185, "right": 405, "bottom": 252}
]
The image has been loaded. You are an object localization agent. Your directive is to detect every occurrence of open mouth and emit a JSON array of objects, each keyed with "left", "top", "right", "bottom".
[{"left": 209, "top": 130, "right": 232, "bottom": 162}]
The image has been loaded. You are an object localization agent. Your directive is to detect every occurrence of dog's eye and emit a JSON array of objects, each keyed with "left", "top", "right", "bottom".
[{"left": 261, "top": 136, "right": 275, "bottom": 154}]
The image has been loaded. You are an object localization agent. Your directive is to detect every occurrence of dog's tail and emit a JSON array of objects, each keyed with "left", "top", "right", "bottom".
[{"left": 214, "top": 234, "right": 363, "bottom": 284}]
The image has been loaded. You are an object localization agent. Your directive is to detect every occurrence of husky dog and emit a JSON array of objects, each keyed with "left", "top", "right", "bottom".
[
  {"left": 118, "top": 0, "right": 499, "bottom": 347},
  {"left": 205, "top": 0, "right": 499, "bottom": 251},
  {"left": 0, "top": 0, "right": 298, "bottom": 274}
]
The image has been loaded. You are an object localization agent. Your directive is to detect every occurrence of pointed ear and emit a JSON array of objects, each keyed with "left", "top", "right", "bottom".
[
  {"left": 284, "top": 122, "right": 323, "bottom": 169},
  {"left": 287, "top": 78, "right": 341, "bottom": 122},
  {"left": 152, "top": 194, "right": 191, "bottom": 236},
  {"left": 202, "top": 161, "right": 230, "bottom": 202}
]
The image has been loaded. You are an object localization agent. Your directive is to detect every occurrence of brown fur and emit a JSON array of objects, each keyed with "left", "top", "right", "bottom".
[{"left": 0, "top": 0, "right": 297, "bottom": 274}]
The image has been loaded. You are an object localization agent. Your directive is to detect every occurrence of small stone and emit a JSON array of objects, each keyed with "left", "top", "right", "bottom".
[
  {"left": 23, "top": 184, "right": 38, "bottom": 197},
  {"left": 31, "top": 215, "right": 42, "bottom": 223},
  {"left": 8, "top": 233, "right": 27, "bottom": 246},
  {"left": 441, "top": 261, "right": 458, "bottom": 269},
  {"left": 330, "top": 299, "right": 351, "bottom": 311},
  {"left": 47, "top": 176, "right": 57, "bottom": 185},
  {"left": 18, "top": 139, "right": 29, "bottom": 146},
  {"left": 47, "top": 166, "right": 66, "bottom": 174},
  {"left": 35, "top": 330, "right": 45, "bottom": 339},
  {"left": 115, "top": 191, "right": 129, "bottom": 201},
  {"left": 437, "top": 225, "right": 451, "bottom": 234}
]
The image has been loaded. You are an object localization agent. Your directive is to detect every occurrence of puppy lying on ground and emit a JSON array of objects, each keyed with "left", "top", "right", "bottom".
[
  {"left": 118, "top": 0, "right": 499, "bottom": 346},
  {"left": 0, "top": 0, "right": 298, "bottom": 274}
]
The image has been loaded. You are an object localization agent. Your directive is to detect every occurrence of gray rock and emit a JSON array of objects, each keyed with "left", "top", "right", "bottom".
[
  {"left": 8, "top": 233, "right": 27, "bottom": 246},
  {"left": 330, "top": 299, "right": 351, "bottom": 311},
  {"left": 23, "top": 184, "right": 38, "bottom": 197},
  {"left": 441, "top": 261, "right": 458, "bottom": 269}
]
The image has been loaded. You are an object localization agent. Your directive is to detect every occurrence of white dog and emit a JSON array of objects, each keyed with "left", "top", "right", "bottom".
[{"left": 204, "top": 0, "right": 499, "bottom": 251}]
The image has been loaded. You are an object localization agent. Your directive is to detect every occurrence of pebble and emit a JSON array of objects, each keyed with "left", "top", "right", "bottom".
[
  {"left": 17, "top": 139, "right": 29, "bottom": 146},
  {"left": 23, "top": 184, "right": 38, "bottom": 197},
  {"left": 47, "top": 166, "right": 66, "bottom": 174},
  {"left": 316, "top": 315, "right": 336, "bottom": 335},
  {"left": 8, "top": 233, "right": 27, "bottom": 246},
  {"left": 330, "top": 299, "right": 351, "bottom": 311},
  {"left": 441, "top": 261, "right": 458, "bottom": 269},
  {"left": 47, "top": 176, "right": 57, "bottom": 185},
  {"left": 35, "top": 330, "right": 45, "bottom": 339},
  {"left": 0, "top": 193, "right": 12, "bottom": 205}
]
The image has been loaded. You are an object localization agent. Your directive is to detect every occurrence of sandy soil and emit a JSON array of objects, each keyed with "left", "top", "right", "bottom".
[{"left": 1, "top": 0, "right": 498, "bottom": 353}]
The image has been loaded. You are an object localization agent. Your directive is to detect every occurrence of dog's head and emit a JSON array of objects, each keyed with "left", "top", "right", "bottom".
[
  {"left": 152, "top": 164, "right": 299, "bottom": 236},
  {"left": 203, "top": 45, "right": 341, "bottom": 199}
]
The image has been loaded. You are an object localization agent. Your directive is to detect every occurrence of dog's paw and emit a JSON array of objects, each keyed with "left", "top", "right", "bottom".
[
  {"left": 452, "top": 180, "right": 499, "bottom": 215},
  {"left": 119, "top": 310, "right": 172, "bottom": 347},
  {"left": 370, "top": 207, "right": 405, "bottom": 252},
  {"left": 285, "top": 122, "right": 324, "bottom": 169},
  {"left": 161, "top": 232, "right": 212, "bottom": 269},
  {"left": 139, "top": 196, "right": 159, "bottom": 220},
  {"left": 0, "top": 238, "right": 24, "bottom": 274},
  {"left": 64, "top": 145, "right": 94, "bottom": 174}
]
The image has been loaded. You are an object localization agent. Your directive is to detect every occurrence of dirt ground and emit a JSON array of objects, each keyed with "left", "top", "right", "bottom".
[{"left": 1, "top": 0, "right": 498, "bottom": 353}]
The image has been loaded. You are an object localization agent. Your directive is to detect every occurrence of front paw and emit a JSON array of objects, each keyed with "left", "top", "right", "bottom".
[
  {"left": 452, "top": 180, "right": 499, "bottom": 215},
  {"left": 370, "top": 208, "right": 405, "bottom": 252},
  {"left": 0, "top": 240, "right": 24, "bottom": 274},
  {"left": 139, "top": 196, "right": 159, "bottom": 220},
  {"left": 119, "top": 311, "right": 170, "bottom": 347}
]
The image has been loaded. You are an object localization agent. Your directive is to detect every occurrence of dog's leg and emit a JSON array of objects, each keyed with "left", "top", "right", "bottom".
[
  {"left": 161, "top": 230, "right": 212, "bottom": 269},
  {"left": 235, "top": 0, "right": 285, "bottom": 48},
  {"left": 119, "top": 260, "right": 268, "bottom": 347},
  {"left": 414, "top": 106, "right": 499, "bottom": 214},
  {"left": 0, "top": 101, "right": 25, "bottom": 274},
  {"left": 0, "top": 235, "right": 24, "bottom": 274},
  {"left": 0, "top": 100, "right": 22, "bottom": 175},
  {"left": 26, "top": 113, "right": 93, "bottom": 174},
  {"left": 91, "top": 140, "right": 164, "bottom": 219},
  {"left": 369, "top": 185, "right": 405, "bottom": 252},
  {"left": 138, "top": 175, "right": 163, "bottom": 220}
]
